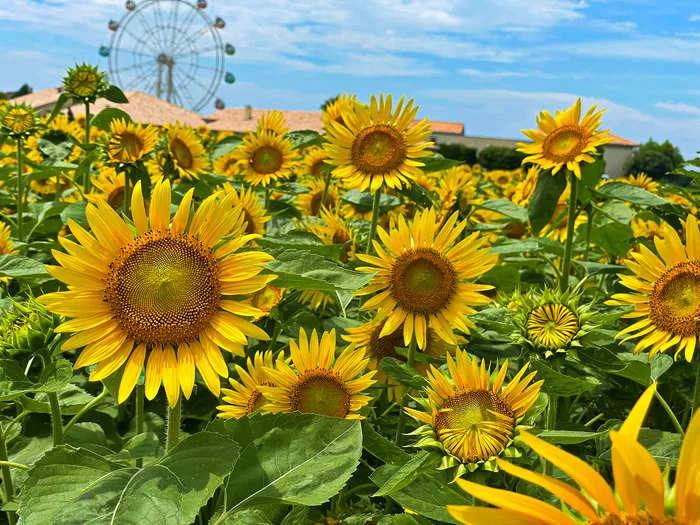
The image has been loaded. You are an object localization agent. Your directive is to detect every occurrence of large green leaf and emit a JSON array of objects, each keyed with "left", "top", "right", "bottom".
[
  {"left": 374, "top": 451, "right": 435, "bottom": 497},
  {"left": 380, "top": 358, "right": 428, "bottom": 390},
  {"left": 0, "top": 359, "right": 72, "bottom": 401},
  {"left": 342, "top": 190, "right": 401, "bottom": 213},
  {"left": 536, "top": 430, "right": 607, "bottom": 444},
  {"left": 257, "top": 232, "right": 345, "bottom": 261},
  {"left": 284, "top": 130, "right": 323, "bottom": 149},
  {"left": 421, "top": 153, "right": 461, "bottom": 173},
  {"left": 478, "top": 199, "right": 528, "bottom": 223},
  {"left": 102, "top": 85, "right": 129, "bottom": 104},
  {"left": 527, "top": 170, "right": 567, "bottom": 234},
  {"left": 361, "top": 420, "right": 410, "bottom": 464},
  {"left": 212, "top": 136, "right": 243, "bottom": 160},
  {"left": 532, "top": 360, "right": 600, "bottom": 397},
  {"left": 0, "top": 254, "right": 49, "bottom": 280},
  {"left": 596, "top": 182, "right": 669, "bottom": 206},
  {"left": 90, "top": 107, "right": 132, "bottom": 131},
  {"left": 589, "top": 221, "right": 634, "bottom": 257},
  {"left": 398, "top": 181, "right": 434, "bottom": 208}
]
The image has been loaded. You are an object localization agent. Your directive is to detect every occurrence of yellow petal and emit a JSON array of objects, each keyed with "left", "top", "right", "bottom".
[
  {"left": 161, "top": 345, "right": 181, "bottom": 408},
  {"left": 118, "top": 343, "right": 146, "bottom": 404},
  {"left": 145, "top": 346, "right": 164, "bottom": 400},
  {"left": 178, "top": 344, "right": 196, "bottom": 400},
  {"left": 619, "top": 383, "right": 656, "bottom": 439},
  {"left": 131, "top": 181, "right": 148, "bottom": 234}
]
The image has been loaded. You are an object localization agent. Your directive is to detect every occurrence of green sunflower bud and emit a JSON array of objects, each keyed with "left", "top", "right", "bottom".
[
  {"left": 0, "top": 296, "right": 61, "bottom": 356},
  {"left": 63, "top": 63, "right": 109, "bottom": 102},
  {"left": 0, "top": 103, "right": 37, "bottom": 138}
]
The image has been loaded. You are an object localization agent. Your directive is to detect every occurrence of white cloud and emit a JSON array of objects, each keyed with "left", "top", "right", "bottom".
[
  {"left": 690, "top": 14, "right": 700, "bottom": 22},
  {"left": 587, "top": 19, "right": 638, "bottom": 33},
  {"left": 555, "top": 36, "right": 700, "bottom": 63},
  {"left": 655, "top": 102, "right": 700, "bottom": 116}
]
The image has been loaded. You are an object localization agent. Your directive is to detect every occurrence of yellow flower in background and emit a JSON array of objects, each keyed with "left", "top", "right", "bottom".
[
  {"left": 544, "top": 186, "right": 587, "bottom": 243},
  {"left": 166, "top": 122, "right": 209, "bottom": 179},
  {"left": 324, "top": 93, "right": 433, "bottom": 192},
  {"left": 106, "top": 118, "right": 158, "bottom": 164},
  {"left": 196, "top": 124, "right": 211, "bottom": 138},
  {"left": 247, "top": 284, "right": 285, "bottom": 321},
  {"left": 26, "top": 115, "right": 82, "bottom": 164},
  {"left": 88, "top": 167, "right": 127, "bottom": 209},
  {"left": 0, "top": 103, "right": 36, "bottom": 136},
  {"left": 624, "top": 172, "right": 660, "bottom": 193},
  {"left": 518, "top": 98, "right": 613, "bottom": 178},
  {"left": 299, "top": 289, "right": 335, "bottom": 312},
  {"left": 406, "top": 350, "right": 542, "bottom": 470},
  {"left": 39, "top": 179, "right": 276, "bottom": 407},
  {"left": 218, "top": 351, "right": 276, "bottom": 419},
  {"left": 305, "top": 207, "right": 357, "bottom": 263},
  {"left": 29, "top": 174, "right": 75, "bottom": 198},
  {"left": 448, "top": 384, "right": 700, "bottom": 525},
  {"left": 214, "top": 151, "right": 243, "bottom": 177},
  {"left": 436, "top": 167, "right": 478, "bottom": 222},
  {"left": 510, "top": 166, "right": 540, "bottom": 207},
  {"left": 356, "top": 208, "right": 498, "bottom": 350},
  {"left": 296, "top": 179, "right": 338, "bottom": 216},
  {"left": 321, "top": 93, "right": 360, "bottom": 130},
  {"left": 607, "top": 215, "right": 700, "bottom": 362},
  {"left": 631, "top": 217, "right": 664, "bottom": 243},
  {"left": 219, "top": 183, "right": 270, "bottom": 236},
  {"left": 0, "top": 222, "right": 18, "bottom": 282},
  {"left": 301, "top": 146, "right": 329, "bottom": 179},
  {"left": 260, "top": 328, "right": 376, "bottom": 419},
  {"left": 233, "top": 130, "right": 297, "bottom": 187},
  {"left": 256, "top": 110, "right": 289, "bottom": 136}
]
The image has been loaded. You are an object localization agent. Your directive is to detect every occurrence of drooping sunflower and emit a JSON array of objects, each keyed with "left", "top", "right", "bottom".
[
  {"left": 300, "top": 146, "right": 329, "bottom": 179},
  {"left": 518, "top": 98, "right": 613, "bottom": 179},
  {"left": 304, "top": 207, "right": 357, "bottom": 263},
  {"left": 448, "top": 384, "right": 700, "bottom": 525},
  {"left": 510, "top": 166, "right": 540, "bottom": 207},
  {"left": 323, "top": 93, "right": 433, "bottom": 192},
  {"left": 299, "top": 289, "right": 335, "bottom": 312},
  {"left": 105, "top": 118, "right": 159, "bottom": 164},
  {"left": 606, "top": 215, "right": 700, "bottom": 362},
  {"left": 256, "top": 110, "right": 289, "bottom": 136},
  {"left": 625, "top": 171, "right": 660, "bottom": 193},
  {"left": 247, "top": 284, "right": 285, "bottom": 321},
  {"left": 88, "top": 167, "right": 126, "bottom": 209},
  {"left": 232, "top": 130, "right": 297, "bottom": 187},
  {"left": 217, "top": 351, "right": 276, "bottom": 419},
  {"left": 0, "top": 103, "right": 36, "bottom": 136},
  {"left": 218, "top": 182, "right": 270, "bottom": 236},
  {"left": 165, "top": 122, "right": 210, "bottom": 179},
  {"left": 406, "top": 350, "right": 543, "bottom": 477},
  {"left": 356, "top": 208, "right": 498, "bottom": 350},
  {"left": 260, "top": 328, "right": 376, "bottom": 419},
  {"left": 213, "top": 151, "right": 243, "bottom": 178},
  {"left": 38, "top": 179, "right": 276, "bottom": 407},
  {"left": 295, "top": 180, "right": 338, "bottom": 216}
]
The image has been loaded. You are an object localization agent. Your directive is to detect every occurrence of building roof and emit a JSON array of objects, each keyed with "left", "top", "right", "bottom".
[
  {"left": 459, "top": 132, "right": 639, "bottom": 148},
  {"left": 204, "top": 107, "right": 465, "bottom": 135},
  {"left": 605, "top": 133, "right": 640, "bottom": 147},
  {"left": 78, "top": 91, "right": 206, "bottom": 127},
  {"left": 11, "top": 87, "right": 64, "bottom": 109}
]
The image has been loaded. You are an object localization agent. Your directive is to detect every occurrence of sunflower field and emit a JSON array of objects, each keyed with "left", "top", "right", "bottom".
[{"left": 0, "top": 65, "right": 699, "bottom": 525}]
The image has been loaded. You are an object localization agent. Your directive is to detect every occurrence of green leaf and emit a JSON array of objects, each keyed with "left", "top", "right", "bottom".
[
  {"left": 528, "top": 170, "right": 567, "bottom": 234},
  {"left": 212, "top": 136, "right": 243, "bottom": 160},
  {"left": 0, "top": 254, "right": 49, "bottom": 280},
  {"left": 342, "top": 190, "right": 401, "bottom": 213},
  {"left": 479, "top": 265, "right": 520, "bottom": 293},
  {"left": 109, "top": 431, "right": 162, "bottom": 461},
  {"left": 0, "top": 359, "right": 35, "bottom": 401},
  {"left": 589, "top": 221, "right": 634, "bottom": 257},
  {"left": 361, "top": 420, "right": 410, "bottom": 464},
  {"left": 374, "top": 451, "right": 434, "bottom": 497},
  {"left": 380, "top": 357, "right": 428, "bottom": 390},
  {"left": 258, "top": 233, "right": 345, "bottom": 261},
  {"left": 280, "top": 506, "right": 309, "bottom": 525},
  {"left": 490, "top": 239, "right": 542, "bottom": 255},
  {"left": 284, "top": 130, "right": 323, "bottom": 149},
  {"left": 536, "top": 430, "right": 606, "bottom": 444},
  {"left": 37, "top": 139, "right": 73, "bottom": 161},
  {"left": 60, "top": 201, "right": 88, "bottom": 227},
  {"left": 102, "top": 85, "right": 129, "bottom": 104},
  {"left": 469, "top": 308, "right": 517, "bottom": 334},
  {"left": 90, "top": 107, "right": 132, "bottom": 131},
  {"left": 274, "top": 182, "right": 310, "bottom": 195},
  {"left": 74, "top": 149, "right": 100, "bottom": 188},
  {"left": 577, "top": 156, "right": 605, "bottom": 205},
  {"left": 597, "top": 201, "right": 634, "bottom": 224},
  {"left": 265, "top": 249, "right": 373, "bottom": 293},
  {"left": 46, "top": 92, "right": 70, "bottom": 124},
  {"left": 421, "top": 153, "right": 461, "bottom": 173},
  {"left": 224, "top": 414, "right": 362, "bottom": 513},
  {"left": 532, "top": 360, "right": 600, "bottom": 397},
  {"left": 576, "top": 347, "right": 627, "bottom": 372},
  {"left": 478, "top": 199, "right": 528, "bottom": 223},
  {"left": 596, "top": 182, "right": 669, "bottom": 206},
  {"left": 398, "top": 181, "right": 434, "bottom": 209},
  {"left": 37, "top": 360, "right": 73, "bottom": 392},
  {"left": 613, "top": 353, "right": 673, "bottom": 386},
  {"left": 573, "top": 261, "right": 625, "bottom": 275},
  {"left": 378, "top": 516, "right": 422, "bottom": 525},
  {"left": 369, "top": 467, "right": 473, "bottom": 524},
  {"left": 28, "top": 202, "right": 68, "bottom": 224}
]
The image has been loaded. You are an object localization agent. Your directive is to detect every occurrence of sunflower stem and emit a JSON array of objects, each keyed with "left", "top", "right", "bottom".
[
  {"left": 123, "top": 170, "right": 131, "bottom": 216},
  {"left": 366, "top": 190, "right": 382, "bottom": 255},
  {"left": 320, "top": 168, "right": 333, "bottom": 214},
  {"left": 135, "top": 384, "right": 145, "bottom": 468},
  {"left": 84, "top": 101, "right": 92, "bottom": 193},
  {"left": 15, "top": 136, "right": 24, "bottom": 243},
  {"left": 692, "top": 357, "right": 700, "bottom": 418},
  {"left": 166, "top": 396, "right": 182, "bottom": 454},
  {"left": 64, "top": 387, "right": 108, "bottom": 435},
  {"left": 0, "top": 429, "right": 17, "bottom": 525},
  {"left": 653, "top": 389, "right": 684, "bottom": 436},
  {"left": 559, "top": 173, "right": 579, "bottom": 292},
  {"left": 48, "top": 392, "right": 64, "bottom": 446},
  {"left": 583, "top": 204, "right": 594, "bottom": 261},
  {"left": 55, "top": 171, "right": 61, "bottom": 203},
  {"left": 264, "top": 187, "right": 272, "bottom": 211},
  {"left": 394, "top": 337, "right": 417, "bottom": 447}
]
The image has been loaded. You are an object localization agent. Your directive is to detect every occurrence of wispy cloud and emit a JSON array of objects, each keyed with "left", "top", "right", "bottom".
[{"left": 655, "top": 102, "right": 700, "bottom": 116}]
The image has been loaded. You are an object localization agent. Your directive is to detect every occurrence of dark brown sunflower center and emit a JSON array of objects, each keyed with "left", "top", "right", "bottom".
[
  {"left": 290, "top": 371, "right": 350, "bottom": 418},
  {"left": 310, "top": 191, "right": 335, "bottom": 216},
  {"left": 369, "top": 325, "right": 405, "bottom": 360},
  {"left": 650, "top": 261, "right": 700, "bottom": 337},
  {"left": 242, "top": 208, "right": 257, "bottom": 234},
  {"left": 246, "top": 389, "right": 269, "bottom": 415},
  {"left": 171, "top": 138, "right": 194, "bottom": 169},
  {"left": 107, "top": 186, "right": 125, "bottom": 209},
  {"left": 120, "top": 131, "right": 144, "bottom": 158},
  {"left": 104, "top": 231, "right": 221, "bottom": 346},
  {"left": 542, "top": 125, "right": 586, "bottom": 163},
  {"left": 351, "top": 125, "right": 407, "bottom": 175},
  {"left": 251, "top": 145, "right": 283, "bottom": 174},
  {"left": 390, "top": 248, "right": 457, "bottom": 315},
  {"left": 311, "top": 159, "right": 326, "bottom": 178},
  {"left": 592, "top": 511, "right": 680, "bottom": 525},
  {"left": 526, "top": 303, "right": 579, "bottom": 349}
]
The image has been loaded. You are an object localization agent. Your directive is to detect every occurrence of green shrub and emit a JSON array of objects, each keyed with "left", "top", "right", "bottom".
[
  {"left": 436, "top": 143, "right": 478, "bottom": 165},
  {"left": 623, "top": 139, "right": 684, "bottom": 182},
  {"left": 477, "top": 145, "right": 527, "bottom": 170}
]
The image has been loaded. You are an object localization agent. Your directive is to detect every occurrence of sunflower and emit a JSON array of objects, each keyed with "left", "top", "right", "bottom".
[
  {"left": 436, "top": 168, "right": 478, "bottom": 223},
  {"left": 321, "top": 93, "right": 360, "bottom": 130},
  {"left": 213, "top": 151, "right": 243, "bottom": 178},
  {"left": 247, "top": 284, "right": 285, "bottom": 321},
  {"left": 511, "top": 166, "right": 540, "bottom": 207},
  {"left": 606, "top": 215, "right": 700, "bottom": 362},
  {"left": 299, "top": 290, "right": 335, "bottom": 311},
  {"left": 0, "top": 222, "right": 18, "bottom": 283},
  {"left": 260, "top": 328, "right": 376, "bottom": 419},
  {"left": 165, "top": 122, "right": 209, "bottom": 179},
  {"left": 256, "top": 110, "right": 289, "bottom": 136},
  {"left": 295, "top": 180, "right": 338, "bottom": 216},
  {"left": 88, "top": 167, "right": 126, "bottom": 209},
  {"left": 406, "top": 350, "right": 543, "bottom": 476},
  {"left": 232, "top": 130, "right": 297, "bottom": 187},
  {"left": 301, "top": 146, "right": 329, "bottom": 179},
  {"left": 196, "top": 124, "right": 211, "bottom": 138},
  {"left": 544, "top": 186, "right": 587, "bottom": 243},
  {"left": 217, "top": 351, "right": 276, "bottom": 419},
  {"left": 105, "top": 119, "right": 159, "bottom": 164},
  {"left": 0, "top": 103, "right": 36, "bottom": 136},
  {"left": 29, "top": 173, "right": 74, "bottom": 198},
  {"left": 518, "top": 98, "right": 613, "bottom": 179},
  {"left": 304, "top": 207, "right": 357, "bottom": 263},
  {"left": 631, "top": 217, "right": 664, "bottom": 243},
  {"left": 625, "top": 172, "right": 660, "bottom": 193},
  {"left": 218, "top": 182, "right": 270, "bottom": 236},
  {"left": 38, "top": 179, "right": 276, "bottom": 407},
  {"left": 323, "top": 93, "right": 433, "bottom": 192},
  {"left": 449, "top": 384, "right": 700, "bottom": 525},
  {"left": 356, "top": 208, "right": 498, "bottom": 350},
  {"left": 26, "top": 115, "right": 82, "bottom": 164}
]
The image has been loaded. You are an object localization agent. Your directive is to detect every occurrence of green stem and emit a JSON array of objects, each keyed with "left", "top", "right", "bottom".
[
  {"left": 583, "top": 413, "right": 604, "bottom": 427},
  {"left": 165, "top": 396, "right": 181, "bottom": 454},
  {"left": 63, "top": 387, "right": 108, "bottom": 435},
  {"left": 394, "top": 337, "right": 417, "bottom": 447},
  {"left": 123, "top": 170, "right": 131, "bottom": 216},
  {"left": 319, "top": 168, "right": 333, "bottom": 215},
  {"left": 366, "top": 190, "right": 382, "bottom": 255},
  {"left": 15, "top": 137, "right": 24, "bottom": 243},
  {"left": 55, "top": 171, "right": 61, "bottom": 203},
  {"left": 84, "top": 102, "right": 91, "bottom": 193},
  {"left": 0, "top": 461, "right": 28, "bottom": 471},
  {"left": 583, "top": 205, "right": 594, "bottom": 262},
  {"left": 544, "top": 393, "right": 558, "bottom": 475},
  {"left": 559, "top": 173, "right": 579, "bottom": 293},
  {"left": 653, "top": 390, "right": 684, "bottom": 436},
  {"left": 47, "top": 392, "right": 64, "bottom": 446},
  {"left": 0, "top": 431, "right": 17, "bottom": 525},
  {"left": 692, "top": 357, "right": 700, "bottom": 418},
  {"left": 267, "top": 323, "right": 282, "bottom": 351},
  {"left": 264, "top": 187, "right": 272, "bottom": 211},
  {"left": 135, "top": 384, "right": 145, "bottom": 468}
]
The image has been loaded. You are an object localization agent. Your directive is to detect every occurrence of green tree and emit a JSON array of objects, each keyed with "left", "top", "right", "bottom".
[
  {"left": 623, "top": 139, "right": 684, "bottom": 181},
  {"left": 321, "top": 95, "right": 339, "bottom": 111},
  {"left": 436, "top": 143, "right": 478, "bottom": 165},
  {"left": 477, "top": 145, "right": 527, "bottom": 170},
  {"left": 11, "top": 84, "right": 32, "bottom": 98}
]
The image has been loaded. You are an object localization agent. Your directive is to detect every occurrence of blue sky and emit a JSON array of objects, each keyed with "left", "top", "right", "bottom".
[{"left": 3, "top": 0, "right": 700, "bottom": 157}]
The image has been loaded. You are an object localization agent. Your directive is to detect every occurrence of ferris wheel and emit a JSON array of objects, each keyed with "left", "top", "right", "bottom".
[{"left": 99, "top": 0, "right": 235, "bottom": 112}]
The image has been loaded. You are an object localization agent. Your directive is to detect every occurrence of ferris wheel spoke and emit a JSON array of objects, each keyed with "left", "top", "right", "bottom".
[
  {"left": 195, "top": 63, "right": 223, "bottom": 73},
  {"left": 172, "top": 69, "right": 198, "bottom": 107},
  {"left": 172, "top": 45, "right": 217, "bottom": 59},
  {"left": 123, "top": 26, "right": 162, "bottom": 56},
  {"left": 173, "top": 21, "right": 209, "bottom": 54},
  {"left": 118, "top": 48, "right": 158, "bottom": 60},
  {"left": 168, "top": 0, "right": 180, "bottom": 50},
  {"left": 134, "top": 10, "right": 162, "bottom": 53},
  {"left": 125, "top": 63, "right": 159, "bottom": 90},
  {"left": 117, "top": 62, "right": 154, "bottom": 75},
  {"left": 153, "top": 1, "right": 175, "bottom": 54},
  {"left": 170, "top": 8, "right": 198, "bottom": 54}
]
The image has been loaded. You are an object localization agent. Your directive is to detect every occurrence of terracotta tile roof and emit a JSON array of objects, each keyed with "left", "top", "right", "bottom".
[
  {"left": 204, "top": 108, "right": 465, "bottom": 135},
  {"left": 11, "top": 87, "right": 65, "bottom": 109},
  {"left": 76, "top": 91, "right": 206, "bottom": 127},
  {"left": 606, "top": 133, "right": 640, "bottom": 147}
]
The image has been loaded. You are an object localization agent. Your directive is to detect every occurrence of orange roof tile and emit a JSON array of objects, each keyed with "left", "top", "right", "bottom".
[
  {"left": 606, "top": 133, "right": 640, "bottom": 147},
  {"left": 11, "top": 87, "right": 65, "bottom": 109}
]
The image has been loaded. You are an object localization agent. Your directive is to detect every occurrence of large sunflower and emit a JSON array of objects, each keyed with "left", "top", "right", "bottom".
[
  {"left": 356, "top": 208, "right": 498, "bottom": 350},
  {"left": 406, "top": 350, "right": 542, "bottom": 476},
  {"left": 323, "top": 93, "right": 433, "bottom": 192},
  {"left": 217, "top": 351, "right": 276, "bottom": 419},
  {"left": 166, "top": 122, "right": 209, "bottom": 179},
  {"left": 260, "top": 328, "right": 376, "bottom": 419},
  {"left": 232, "top": 130, "right": 297, "bottom": 187},
  {"left": 38, "top": 179, "right": 276, "bottom": 407},
  {"left": 518, "top": 98, "right": 613, "bottom": 179},
  {"left": 219, "top": 183, "right": 270, "bottom": 236},
  {"left": 448, "top": 384, "right": 700, "bottom": 525},
  {"left": 607, "top": 215, "right": 700, "bottom": 362},
  {"left": 105, "top": 119, "right": 159, "bottom": 164},
  {"left": 295, "top": 180, "right": 338, "bottom": 216}
]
